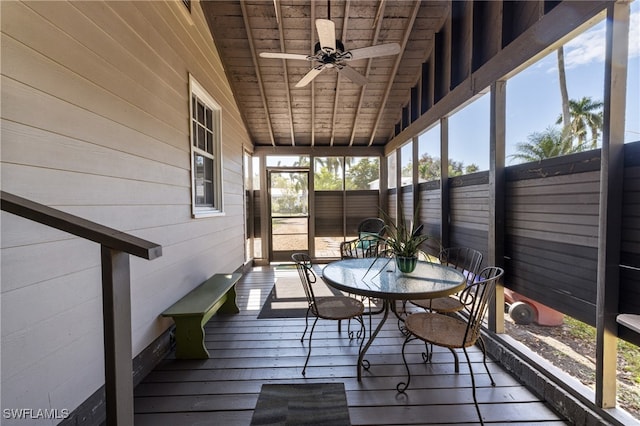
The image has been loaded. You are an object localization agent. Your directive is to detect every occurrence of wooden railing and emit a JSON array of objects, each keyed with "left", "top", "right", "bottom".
[{"left": 1, "top": 191, "right": 162, "bottom": 425}]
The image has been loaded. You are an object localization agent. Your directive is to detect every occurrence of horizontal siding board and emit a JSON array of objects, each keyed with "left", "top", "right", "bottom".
[
  {"left": 315, "top": 192, "right": 344, "bottom": 236},
  {"left": 508, "top": 211, "right": 598, "bottom": 227},
  {"left": 420, "top": 187, "right": 441, "bottom": 251},
  {"left": 2, "top": 121, "right": 186, "bottom": 186},
  {"left": 450, "top": 184, "right": 489, "bottom": 249},
  {"left": 4, "top": 164, "right": 189, "bottom": 207},
  {"left": 2, "top": 77, "right": 188, "bottom": 167},
  {"left": 509, "top": 202, "right": 600, "bottom": 215},
  {"left": 622, "top": 163, "right": 640, "bottom": 272},
  {"left": 449, "top": 171, "right": 489, "bottom": 187},
  {"left": 624, "top": 140, "right": 640, "bottom": 166},
  {"left": 504, "top": 235, "right": 597, "bottom": 323},
  {"left": 508, "top": 170, "right": 600, "bottom": 190},
  {"left": 619, "top": 267, "right": 640, "bottom": 314},
  {"left": 505, "top": 149, "right": 601, "bottom": 181},
  {"left": 2, "top": 29, "right": 185, "bottom": 146},
  {"left": 2, "top": 0, "right": 250, "bottom": 419},
  {"left": 449, "top": 226, "right": 488, "bottom": 261}
]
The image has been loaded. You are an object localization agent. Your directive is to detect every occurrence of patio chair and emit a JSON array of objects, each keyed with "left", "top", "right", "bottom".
[
  {"left": 397, "top": 266, "right": 504, "bottom": 426},
  {"left": 291, "top": 253, "right": 366, "bottom": 375},
  {"left": 340, "top": 217, "right": 386, "bottom": 259},
  {"left": 408, "top": 247, "right": 483, "bottom": 313}
]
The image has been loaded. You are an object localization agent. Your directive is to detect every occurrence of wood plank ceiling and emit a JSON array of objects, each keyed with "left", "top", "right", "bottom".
[{"left": 201, "top": 0, "right": 449, "bottom": 148}]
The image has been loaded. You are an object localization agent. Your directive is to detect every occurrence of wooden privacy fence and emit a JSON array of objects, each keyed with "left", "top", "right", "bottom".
[{"left": 411, "top": 143, "right": 640, "bottom": 346}]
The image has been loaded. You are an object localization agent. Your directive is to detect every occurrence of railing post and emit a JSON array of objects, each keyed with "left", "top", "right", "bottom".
[{"left": 101, "top": 246, "right": 134, "bottom": 425}]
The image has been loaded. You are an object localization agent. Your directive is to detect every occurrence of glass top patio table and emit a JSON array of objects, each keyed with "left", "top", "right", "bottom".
[
  {"left": 322, "top": 258, "right": 466, "bottom": 300},
  {"left": 322, "top": 258, "right": 466, "bottom": 380}
]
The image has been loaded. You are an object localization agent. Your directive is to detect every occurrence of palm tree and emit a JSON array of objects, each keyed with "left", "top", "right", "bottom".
[
  {"left": 509, "top": 126, "right": 578, "bottom": 163},
  {"left": 557, "top": 47, "right": 571, "bottom": 136},
  {"left": 556, "top": 96, "right": 604, "bottom": 149}
]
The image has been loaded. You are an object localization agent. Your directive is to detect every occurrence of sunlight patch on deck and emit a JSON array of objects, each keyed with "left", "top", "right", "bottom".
[{"left": 246, "top": 288, "right": 262, "bottom": 310}]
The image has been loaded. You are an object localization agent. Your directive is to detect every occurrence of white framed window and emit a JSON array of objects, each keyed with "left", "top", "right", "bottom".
[{"left": 190, "top": 76, "right": 223, "bottom": 217}]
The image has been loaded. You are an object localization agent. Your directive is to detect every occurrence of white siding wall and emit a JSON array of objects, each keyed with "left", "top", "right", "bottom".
[{"left": 1, "top": 1, "right": 251, "bottom": 422}]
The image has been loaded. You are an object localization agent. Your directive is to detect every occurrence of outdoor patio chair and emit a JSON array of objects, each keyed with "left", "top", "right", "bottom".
[
  {"left": 397, "top": 266, "right": 504, "bottom": 426},
  {"left": 408, "top": 247, "right": 483, "bottom": 313},
  {"left": 291, "top": 253, "right": 366, "bottom": 375},
  {"left": 340, "top": 217, "right": 386, "bottom": 259}
]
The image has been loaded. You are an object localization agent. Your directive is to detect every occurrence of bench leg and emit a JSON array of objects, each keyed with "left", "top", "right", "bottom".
[
  {"left": 173, "top": 316, "right": 209, "bottom": 359},
  {"left": 217, "top": 286, "right": 240, "bottom": 314}
]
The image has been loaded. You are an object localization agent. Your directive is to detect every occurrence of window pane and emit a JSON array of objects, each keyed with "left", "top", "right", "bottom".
[
  {"left": 345, "top": 156, "right": 379, "bottom": 190},
  {"left": 266, "top": 156, "right": 309, "bottom": 167},
  {"left": 206, "top": 108, "right": 212, "bottom": 130},
  {"left": 194, "top": 154, "right": 214, "bottom": 207},
  {"left": 206, "top": 129, "right": 213, "bottom": 154},
  {"left": 197, "top": 100, "right": 205, "bottom": 123},
  {"left": 194, "top": 153, "right": 205, "bottom": 205},
  {"left": 401, "top": 142, "right": 412, "bottom": 186},
  {"left": 314, "top": 157, "right": 343, "bottom": 190},
  {"left": 197, "top": 124, "right": 205, "bottom": 150},
  {"left": 253, "top": 156, "right": 261, "bottom": 190},
  {"left": 417, "top": 125, "right": 440, "bottom": 182},
  {"left": 190, "top": 77, "right": 222, "bottom": 214},
  {"left": 387, "top": 152, "right": 397, "bottom": 189},
  {"left": 449, "top": 94, "right": 488, "bottom": 174}
]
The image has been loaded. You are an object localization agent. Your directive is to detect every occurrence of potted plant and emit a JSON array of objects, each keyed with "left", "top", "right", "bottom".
[{"left": 374, "top": 205, "right": 429, "bottom": 273}]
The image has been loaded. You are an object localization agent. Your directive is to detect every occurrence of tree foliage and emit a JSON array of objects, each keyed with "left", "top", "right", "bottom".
[
  {"left": 510, "top": 126, "right": 578, "bottom": 163},
  {"left": 408, "top": 154, "right": 480, "bottom": 182},
  {"left": 345, "top": 158, "right": 379, "bottom": 190},
  {"left": 512, "top": 96, "right": 604, "bottom": 164},
  {"left": 556, "top": 96, "right": 604, "bottom": 149}
]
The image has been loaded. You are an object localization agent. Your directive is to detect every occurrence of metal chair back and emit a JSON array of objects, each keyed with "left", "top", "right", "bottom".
[
  {"left": 292, "top": 252, "right": 318, "bottom": 315},
  {"left": 439, "top": 247, "right": 483, "bottom": 285},
  {"left": 357, "top": 217, "right": 386, "bottom": 236},
  {"left": 459, "top": 266, "right": 504, "bottom": 345}
]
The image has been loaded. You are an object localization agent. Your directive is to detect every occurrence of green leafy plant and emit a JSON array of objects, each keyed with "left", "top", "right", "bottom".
[{"left": 376, "top": 204, "right": 429, "bottom": 259}]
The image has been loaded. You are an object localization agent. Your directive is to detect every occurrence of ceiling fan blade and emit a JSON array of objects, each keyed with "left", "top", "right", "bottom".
[
  {"left": 295, "top": 67, "right": 324, "bottom": 88},
  {"left": 316, "top": 19, "right": 336, "bottom": 52},
  {"left": 337, "top": 65, "right": 368, "bottom": 86},
  {"left": 259, "top": 52, "right": 310, "bottom": 61},
  {"left": 346, "top": 43, "right": 401, "bottom": 60}
]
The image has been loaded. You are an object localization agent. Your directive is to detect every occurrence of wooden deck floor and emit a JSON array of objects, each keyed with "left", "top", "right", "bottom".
[{"left": 134, "top": 265, "right": 569, "bottom": 425}]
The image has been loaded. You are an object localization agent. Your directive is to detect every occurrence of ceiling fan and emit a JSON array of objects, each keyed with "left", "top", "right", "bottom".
[{"left": 259, "top": 18, "right": 401, "bottom": 88}]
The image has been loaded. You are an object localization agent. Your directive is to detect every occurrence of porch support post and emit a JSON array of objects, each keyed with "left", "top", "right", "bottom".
[
  {"left": 488, "top": 80, "right": 506, "bottom": 333},
  {"left": 440, "top": 116, "right": 450, "bottom": 249},
  {"left": 101, "top": 247, "right": 134, "bottom": 425},
  {"left": 412, "top": 135, "right": 419, "bottom": 214},
  {"left": 396, "top": 146, "right": 402, "bottom": 221},
  {"left": 596, "top": 0, "right": 629, "bottom": 409}
]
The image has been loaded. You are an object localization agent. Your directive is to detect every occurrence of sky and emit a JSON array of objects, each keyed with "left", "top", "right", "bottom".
[{"left": 415, "top": 4, "right": 640, "bottom": 171}]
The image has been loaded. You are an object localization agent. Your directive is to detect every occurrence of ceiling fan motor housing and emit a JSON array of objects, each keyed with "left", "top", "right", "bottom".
[{"left": 314, "top": 40, "right": 345, "bottom": 56}]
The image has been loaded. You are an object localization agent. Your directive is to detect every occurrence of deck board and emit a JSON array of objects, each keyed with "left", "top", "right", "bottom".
[{"left": 134, "top": 265, "right": 569, "bottom": 425}]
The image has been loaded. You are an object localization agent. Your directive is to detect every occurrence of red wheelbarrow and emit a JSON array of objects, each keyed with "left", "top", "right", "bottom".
[{"left": 504, "top": 288, "right": 564, "bottom": 326}]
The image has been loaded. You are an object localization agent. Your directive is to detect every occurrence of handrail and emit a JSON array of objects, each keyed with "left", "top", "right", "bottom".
[
  {"left": 1, "top": 191, "right": 162, "bottom": 259},
  {"left": 1, "top": 191, "right": 162, "bottom": 425}
]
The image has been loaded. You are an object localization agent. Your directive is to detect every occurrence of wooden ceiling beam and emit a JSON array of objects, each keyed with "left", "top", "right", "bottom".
[
  {"left": 240, "top": 0, "right": 276, "bottom": 147},
  {"left": 329, "top": 0, "right": 351, "bottom": 146},
  {"left": 348, "top": 0, "right": 387, "bottom": 146},
  {"left": 275, "top": 0, "right": 296, "bottom": 146},
  {"left": 367, "top": 0, "right": 421, "bottom": 146}
]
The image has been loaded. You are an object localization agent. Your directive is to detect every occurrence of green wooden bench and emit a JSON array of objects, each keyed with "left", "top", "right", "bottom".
[{"left": 162, "top": 273, "right": 241, "bottom": 359}]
